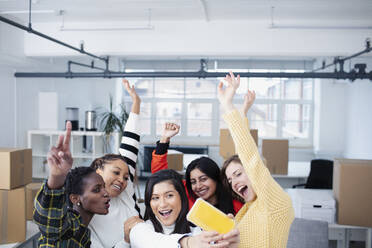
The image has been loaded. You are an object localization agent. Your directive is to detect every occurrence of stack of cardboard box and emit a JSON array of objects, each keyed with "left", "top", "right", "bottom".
[
  {"left": 219, "top": 129, "right": 258, "bottom": 160},
  {"left": 0, "top": 148, "right": 33, "bottom": 244},
  {"left": 261, "top": 139, "right": 289, "bottom": 175},
  {"left": 333, "top": 159, "right": 372, "bottom": 227},
  {"left": 167, "top": 149, "right": 184, "bottom": 172},
  {"left": 219, "top": 129, "right": 288, "bottom": 174}
]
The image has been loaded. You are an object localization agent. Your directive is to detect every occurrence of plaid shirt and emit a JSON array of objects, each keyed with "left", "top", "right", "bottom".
[{"left": 33, "top": 182, "right": 91, "bottom": 248}]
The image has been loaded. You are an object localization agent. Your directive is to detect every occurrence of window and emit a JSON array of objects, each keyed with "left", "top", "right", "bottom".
[
  {"left": 187, "top": 103, "right": 213, "bottom": 136},
  {"left": 122, "top": 66, "right": 314, "bottom": 147}
]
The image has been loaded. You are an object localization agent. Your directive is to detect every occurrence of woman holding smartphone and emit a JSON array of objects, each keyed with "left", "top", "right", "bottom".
[{"left": 217, "top": 72, "right": 294, "bottom": 248}]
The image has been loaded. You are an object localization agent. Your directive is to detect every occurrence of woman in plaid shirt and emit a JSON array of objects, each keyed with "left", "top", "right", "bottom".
[{"left": 33, "top": 121, "right": 111, "bottom": 248}]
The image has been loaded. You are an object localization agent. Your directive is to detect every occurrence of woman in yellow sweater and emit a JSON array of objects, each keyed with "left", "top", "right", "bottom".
[{"left": 217, "top": 72, "right": 294, "bottom": 248}]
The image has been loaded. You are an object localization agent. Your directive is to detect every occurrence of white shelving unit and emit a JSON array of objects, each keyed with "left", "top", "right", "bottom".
[{"left": 28, "top": 130, "right": 120, "bottom": 179}]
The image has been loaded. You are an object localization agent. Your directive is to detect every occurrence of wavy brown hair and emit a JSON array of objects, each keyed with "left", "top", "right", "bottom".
[{"left": 221, "top": 155, "right": 245, "bottom": 203}]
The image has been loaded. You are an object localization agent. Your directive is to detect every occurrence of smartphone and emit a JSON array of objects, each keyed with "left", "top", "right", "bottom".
[{"left": 186, "top": 198, "right": 235, "bottom": 234}]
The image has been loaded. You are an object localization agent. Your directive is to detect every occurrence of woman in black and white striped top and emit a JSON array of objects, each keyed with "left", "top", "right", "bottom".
[{"left": 89, "top": 79, "right": 142, "bottom": 248}]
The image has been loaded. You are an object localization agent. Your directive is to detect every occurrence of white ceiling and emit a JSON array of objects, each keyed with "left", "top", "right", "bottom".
[{"left": 0, "top": 0, "right": 371, "bottom": 24}]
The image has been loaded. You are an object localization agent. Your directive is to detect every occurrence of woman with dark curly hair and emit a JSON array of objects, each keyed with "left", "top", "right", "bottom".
[
  {"left": 88, "top": 79, "right": 143, "bottom": 248},
  {"left": 33, "top": 121, "right": 110, "bottom": 248}
]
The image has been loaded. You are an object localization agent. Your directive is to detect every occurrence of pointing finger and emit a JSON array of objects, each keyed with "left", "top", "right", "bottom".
[{"left": 64, "top": 121, "right": 72, "bottom": 147}]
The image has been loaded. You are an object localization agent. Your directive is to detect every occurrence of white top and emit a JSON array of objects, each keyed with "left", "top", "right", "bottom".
[
  {"left": 89, "top": 112, "right": 143, "bottom": 248},
  {"left": 89, "top": 190, "right": 139, "bottom": 248},
  {"left": 130, "top": 220, "right": 201, "bottom": 248}
]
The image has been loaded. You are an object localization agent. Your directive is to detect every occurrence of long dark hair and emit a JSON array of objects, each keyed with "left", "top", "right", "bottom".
[
  {"left": 144, "top": 169, "right": 191, "bottom": 234},
  {"left": 65, "top": 166, "right": 96, "bottom": 207},
  {"left": 185, "top": 156, "right": 237, "bottom": 215},
  {"left": 221, "top": 155, "right": 245, "bottom": 203}
]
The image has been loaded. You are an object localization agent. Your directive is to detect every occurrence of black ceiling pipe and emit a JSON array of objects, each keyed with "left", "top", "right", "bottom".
[
  {"left": 312, "top": 38, "right": 371, "bottom": 72},
  {"left": 0, "top": 15, "right": 108, "bottom": 63},
  {"left": 14, "top": 70, "right": 372, "bottom": 80},
  {"left": 68, "top": 60, "right": 114, "bottom": 72}
]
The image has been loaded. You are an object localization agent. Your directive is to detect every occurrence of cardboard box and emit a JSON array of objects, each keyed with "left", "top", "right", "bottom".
[
  {"left": 286, "top": 189, "right": 336, "bottom": 223},
  {"left": 167, "top": 150, "right": 184, "bottom": 171},
  {"left": 333, "top": 159, "right": 372, "bottom": 227},
  {"left": 0, "top": 187, "right": 26, "bottom": 244},
  {"left": 0, "top": 148, "right": 32, "bottom": 190},
  {"left": 261, "top": 139, "right": 288, "bottom": 175},
  {"left": 26, "top": 182, "right": 43, "bottom": 220},
  {"left": 219, "top": 129, "right": 258, "bottom": 159}
]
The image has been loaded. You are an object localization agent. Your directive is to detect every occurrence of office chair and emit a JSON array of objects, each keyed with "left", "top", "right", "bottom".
[
  {"left": 287, "top": 218, "right": 329, "bottom": 248},
  {"left": 292, "top": 159, "right": 333, "bottom": 189}
]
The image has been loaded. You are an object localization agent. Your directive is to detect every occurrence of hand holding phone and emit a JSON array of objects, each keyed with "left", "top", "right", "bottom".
[{"left": 187, "top": 198, "right": 235, "bottom": 234}]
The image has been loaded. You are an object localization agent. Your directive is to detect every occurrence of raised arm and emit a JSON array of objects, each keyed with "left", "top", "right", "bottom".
[
  {"left": 34, "top": 121, "right": 73, "bottom": 241},
  {"left": 123, "top": 79, "right": 141, "bottom": 114},
  {"left": 47, "top": 121, "right": 73, "bottom": 189},
  {"left": 151, "top": 122, "right": 180, "bottom": 173},
  {"left": 241, "top": 89, "right": 256, "bottom": 118},
  {"left": 119, "top": 79, "right": 141, "bottom": 167},
  {"left": 218, "top": 72, "right": 292, "bottom": 211},
  {"left": 118, "top": 79, "right": 143, "bottom": 216}
]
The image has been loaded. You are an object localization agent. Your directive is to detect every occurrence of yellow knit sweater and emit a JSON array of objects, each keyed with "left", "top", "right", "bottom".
[{"left": 223, "top": 110, "right": 294, "bottom": 248}]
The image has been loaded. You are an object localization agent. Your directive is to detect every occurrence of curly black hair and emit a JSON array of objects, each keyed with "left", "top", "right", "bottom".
[
  {"left": 65, "top": 166, "right": 96, "bottom": 207},
  {"left": 90, "top": 154, "right": 128, "bottom": 171}
]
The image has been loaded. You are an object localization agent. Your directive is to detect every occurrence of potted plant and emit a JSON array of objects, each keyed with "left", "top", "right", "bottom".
[{"left": 97, "top": 95, "right": 129, "bottom": 153}]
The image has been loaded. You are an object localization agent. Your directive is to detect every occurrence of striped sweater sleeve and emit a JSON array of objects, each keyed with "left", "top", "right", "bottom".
[{"left": 118, "top": 112, "right": 142, "bottom": 217}]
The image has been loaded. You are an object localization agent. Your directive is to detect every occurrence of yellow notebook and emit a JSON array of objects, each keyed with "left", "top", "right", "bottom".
[{"left": 186, "top": 198, "right": 235, "bottom": 234}]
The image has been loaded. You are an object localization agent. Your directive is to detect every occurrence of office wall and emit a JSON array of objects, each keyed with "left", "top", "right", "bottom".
[
  {"left": 313, "top": 78, "right": 348, "bottom": 159},
  {"left": 0, "top": 67, "right": 16, "bottom": 147},
  {"left": 14, "top": 77, "right": 119, "bottom": 147},
  {"left": 314, "top": 58, "right": 372, "bottom": 160},
  {"left": 0, "top": 20, "right": 24, "bottom": 58},
  {"left": 0, "top": 21, "right": 23, "bottom": 147},
  {"left": 343, "top": 58, "right": 372, "bottom": 159}
]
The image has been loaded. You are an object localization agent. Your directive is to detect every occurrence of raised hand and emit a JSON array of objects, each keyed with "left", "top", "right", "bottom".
[
  {"left": 217, "top": 71, "right": 240, "bottom": 113},
  {"left": 160, "top": 122, "right": 180, "bottom": 143},
  {"left": 47, "top": 121, "right": 73, "bottom": 189},
  {"left": 241, "top": 89, "right": 256, "bottom": 117},
  {"left": 123, "top": 78, "right": 141, "bottom": 114}
]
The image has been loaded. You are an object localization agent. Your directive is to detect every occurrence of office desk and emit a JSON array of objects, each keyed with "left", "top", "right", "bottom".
[
  {"left": 0, "top": 221, "right": 40, "bottom": 248},
  {"left": 273, "top": 161, "right": 310, "bottom": 188},
  {"left": 329, "top": 223, "right": 372, "bottom": 248},
  {"left": 286, "top": 188, "right": 372, "bottom": 248}
]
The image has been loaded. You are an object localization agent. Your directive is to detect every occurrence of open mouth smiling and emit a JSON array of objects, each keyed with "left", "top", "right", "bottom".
[
  {"left": 159, "top": 210, "right": 173, "bottom": 217},
  {"left": 112, "top": 184, "right": 122, "bottom": 191},
  {"left": 237, "top": 185, "right": 248, "bottom": 196}
]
